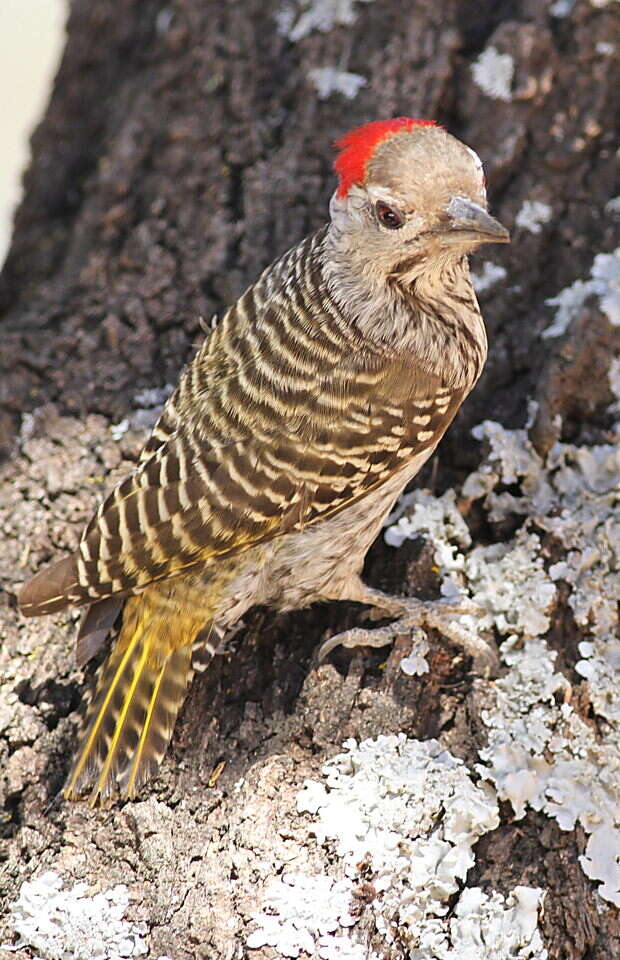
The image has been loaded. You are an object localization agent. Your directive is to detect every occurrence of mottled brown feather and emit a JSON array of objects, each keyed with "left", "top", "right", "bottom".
[{"left": 20, "top": 229, "right": 465, "bottom": 617}]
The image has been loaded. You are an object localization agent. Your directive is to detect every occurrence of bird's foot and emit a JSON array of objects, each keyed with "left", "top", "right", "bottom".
[{"left": 318, "top": 587, "right": 498, "bottom": 677}]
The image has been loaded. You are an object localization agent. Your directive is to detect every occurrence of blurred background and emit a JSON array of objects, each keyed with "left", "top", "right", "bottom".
[{"left": 0, "top": 0, "right": 65, "bottom": 265}]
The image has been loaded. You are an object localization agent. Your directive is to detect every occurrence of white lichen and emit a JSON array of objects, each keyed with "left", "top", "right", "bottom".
[
  {"left": 605, "top": 196, "right": 620, "bottom": 214},
  {"left": 276, "top": 0, "right": 375, "bottom": 42},
  {"left": 131, "top": 383, "right": 175, "bottom": 431},
  {"left": 608, "top": 355, "right": 620, "bottom": 414},
  {"left": 386, "top": 399, "right": 620, "bottom": 907},
  {"left": 288, "top": 736, "right": 546, "bottom": 958},
  {"left": 318, "top": 936, "right": 379, "bottom": 960},
  {"left": 110, "top": 385, "right": 174, "bottom": 439},
  {"left": 471, "top": 47, "right": 514, "bottom": 101},
  {"left": 470, "top": 261, "right": 507, "bottom": 293},
  {"left": 466, "top": 420, "right": 620, "bottom": 905},
  {"left": 538, "top": 444, "right": 619, "bottom": 636},
  {"left": 308, "top": 66, "right": 367, "bottom": 100},
  {"left": 410, "top": 886, "right": 547, "bottom": 960},
  {"left": 591, "top": 248, "right": 620, "bottom": 324},
  {"left": 155, "top": 8, "right": 174, "bottom": 34},
  {"left": 247, "top": 873, "right": 358, "bottom": 958},
  {"left": 19, "top": 411, "right": 36, "bottom": 443},
  {"left": 464, "top": 532, "right": 557, "bottom": 638},
  {"left": 543, "top": 245, "right": 620, "bottom": 337},
  {"left": 297, "top": 736, "right": 500, "bottom": 920},
  {"left": 549, "top": 0, "right": 575, "bottom": 14},
  {"left": 385, "top": 488, "right": 557, "bottom": 654},
  {"left": 132, "top": 385, "right": 174, "bottom": 409},
  {"left": 400, "top": 634, "right": 430, "bottom": 676},
  {"left": 110, "top": 417, "right": 130, "bottom": 440},
  {"left": 515, "top": 200, "right": 553, "bottom": 234},
  {"left": 467, "top": 419, "right": 620, "bottom": 646},
  {"left": 385, "top": 487, "right": 471, "bottom": 556},
  {"left": 478, "top": 638, "right": 620, "bottom": 907},
  {"left": 543, "top": 280, "right": 594, "bottom": 339},
  {"left": 5, "top": 871, "right": 148, "bottom": 960}
]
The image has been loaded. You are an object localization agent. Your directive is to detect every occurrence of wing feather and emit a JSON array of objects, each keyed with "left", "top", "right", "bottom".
[
  {"left": 68, "top": 383, "right": 461, "bottom": 605},
  {"left": 19, "top": 228, "right": 466, "bottom": 615}
]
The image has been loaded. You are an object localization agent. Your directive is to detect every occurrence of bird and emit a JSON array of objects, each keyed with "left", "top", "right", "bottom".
[{"left": 18, "top": 117, "right": 509, "bottom": 805}]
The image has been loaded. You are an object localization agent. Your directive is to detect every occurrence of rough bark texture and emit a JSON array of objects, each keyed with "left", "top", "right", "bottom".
[{"left": 1, "top": 1, "right": 619, "bottom": 958}]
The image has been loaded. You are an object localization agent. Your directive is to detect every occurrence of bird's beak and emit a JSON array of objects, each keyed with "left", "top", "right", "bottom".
[{"left": 445, "top": 196, "right": 510, "bottom": 244}]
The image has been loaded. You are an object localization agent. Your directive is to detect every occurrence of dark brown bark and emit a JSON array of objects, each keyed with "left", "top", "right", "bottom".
[{"left": 1, "top": 1, "right": 619, "bottom": 957}]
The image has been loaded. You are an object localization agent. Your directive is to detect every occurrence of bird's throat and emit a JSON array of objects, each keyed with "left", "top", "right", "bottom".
[{"left": 322, "top": 233, "right": 487, "bottom": 391}]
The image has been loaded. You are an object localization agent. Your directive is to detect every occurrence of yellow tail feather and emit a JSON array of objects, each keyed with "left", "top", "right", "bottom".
[{"left": 64, "top": 584, "right": 207, "bottom": 806}]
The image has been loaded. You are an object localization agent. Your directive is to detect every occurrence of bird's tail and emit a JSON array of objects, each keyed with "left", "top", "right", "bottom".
[{"left": 64, "top": 582, "right": 213, "bottom": 806}]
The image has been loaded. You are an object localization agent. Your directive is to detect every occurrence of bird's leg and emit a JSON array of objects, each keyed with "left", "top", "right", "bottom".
[{"left": 319, "top": 579, "right": 498, "bottom": 675}]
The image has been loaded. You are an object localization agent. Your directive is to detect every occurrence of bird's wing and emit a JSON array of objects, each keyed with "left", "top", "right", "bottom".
[
  {"left": 19, "top": 365, "right": 462, "bottom": 617},
  {"left": 19, "top": 226, "right": 466, "bottom": 618}
]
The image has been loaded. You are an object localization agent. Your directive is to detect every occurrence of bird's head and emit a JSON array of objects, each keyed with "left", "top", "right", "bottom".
[{"left": 329, "top": 118, "right": 509, "bottom": 283}]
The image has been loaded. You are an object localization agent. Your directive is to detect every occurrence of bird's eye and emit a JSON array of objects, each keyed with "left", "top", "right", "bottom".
[{"left": 375, "top": 201, "right": 405, "bottom": 230}]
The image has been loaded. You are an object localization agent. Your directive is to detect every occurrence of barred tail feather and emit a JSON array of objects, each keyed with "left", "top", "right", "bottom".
[
  {"left": 64, "top": 589, "right": 204, "bottom": 805},
  {"left": 119, "top": 645, "right": 193, "bottom": 799}
]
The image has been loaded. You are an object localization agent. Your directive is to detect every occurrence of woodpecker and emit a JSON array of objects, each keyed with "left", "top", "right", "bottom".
[{"left": 19, "top": 118, "right": 509, "bottom": 804}]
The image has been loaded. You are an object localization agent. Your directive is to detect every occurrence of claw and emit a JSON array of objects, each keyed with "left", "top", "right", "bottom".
[
  {"left": 318, "top": 624, "right": 400, "bottom": 661},
  {"left": 318, "top": 590, "right": 498, "bottom": 677}
]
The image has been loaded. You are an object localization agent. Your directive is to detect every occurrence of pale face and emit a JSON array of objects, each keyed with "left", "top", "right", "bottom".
[{"left": 329, "top": 126, "right": 508, "bottom": 281}]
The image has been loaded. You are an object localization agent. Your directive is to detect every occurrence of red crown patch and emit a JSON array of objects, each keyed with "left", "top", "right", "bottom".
[{"left": 334, "top": 117, "right": 437, "bottom": 198}]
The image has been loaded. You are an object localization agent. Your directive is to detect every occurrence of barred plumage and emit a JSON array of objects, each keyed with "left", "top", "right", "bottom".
[{"left": 19, "top": 120, "right": 508, "bottom": 803}]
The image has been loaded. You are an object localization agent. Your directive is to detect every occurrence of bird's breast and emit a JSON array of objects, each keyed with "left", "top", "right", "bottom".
[{"left": 214, "top": 444, "right": 437, "bottom": 620}]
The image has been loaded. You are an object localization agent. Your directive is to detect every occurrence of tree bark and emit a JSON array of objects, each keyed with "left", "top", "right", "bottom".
[{"left": 1, "top": 1, "right": 619, "bottom": 957}]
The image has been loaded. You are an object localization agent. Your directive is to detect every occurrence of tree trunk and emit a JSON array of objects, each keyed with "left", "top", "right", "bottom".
[{"left": 1, "top": 1, "right": 619, "bottom": 958}]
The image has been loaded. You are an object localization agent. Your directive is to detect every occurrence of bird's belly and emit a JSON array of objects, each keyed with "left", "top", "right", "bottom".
[{"left": 214, "top": 446, "right": 435, "bottom": 624}]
